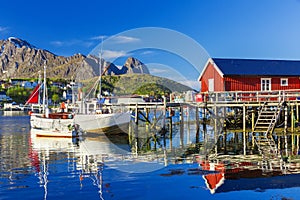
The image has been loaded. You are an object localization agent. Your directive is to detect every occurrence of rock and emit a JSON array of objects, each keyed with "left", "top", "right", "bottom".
[{"left": 0, "top": 37, "right": 150, "bottom": 80}]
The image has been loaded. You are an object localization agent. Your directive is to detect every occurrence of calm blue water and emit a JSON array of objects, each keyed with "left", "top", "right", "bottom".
[{"left": 1, "top": 111, "right": 300, "bottom": 200}]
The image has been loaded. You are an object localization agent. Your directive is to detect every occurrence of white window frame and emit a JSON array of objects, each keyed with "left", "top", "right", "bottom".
[
  {"left": 261, "top": 78, "right": 271, "bottom": 91},
  {"left": 208, "top": 78, "right": 214, "bottom": 92},
  {"left": 280, "top": 78, "right": 288, "bottom": 86}
]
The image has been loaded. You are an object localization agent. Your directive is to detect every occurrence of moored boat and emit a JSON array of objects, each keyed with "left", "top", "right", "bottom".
[
  {"left": 73, "top": 43, "right": 131, "bottom": 133},
  {"left": 30, "top": 112, "right": 81, "bottom": 137},
  {"left": 28, "top": 64, "right": 81, "bottom": 138},
  {"left": 74, "top": 110, "right": 131, "bottom": 133}
]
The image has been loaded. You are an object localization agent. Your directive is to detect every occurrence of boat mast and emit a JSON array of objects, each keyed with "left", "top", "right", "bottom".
[
  {"left": 99, "top": 37, "right": 103, "bottom": 100},
  {"left": 38, "top": 70, "right": 41, "bottom": 108},
  {"left": 42, "top": 63, "right": 47, "bottom": 113}
]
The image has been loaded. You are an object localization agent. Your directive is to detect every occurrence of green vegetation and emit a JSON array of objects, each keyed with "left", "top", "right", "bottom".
[
  {"left": 133, "top": 83, "right": 172, "bottom": 99},
  {"left": 6, "top": 86, "right": 31, "bottom": 103},
  {"left": 99, "top": 74, "right": 193, "bottom": 96},
  {"left": 51, "top": 94, "right": 60, "bottom": 105},
  {"left": 1, "top": 74, "right": 194, "bottom": 104}
]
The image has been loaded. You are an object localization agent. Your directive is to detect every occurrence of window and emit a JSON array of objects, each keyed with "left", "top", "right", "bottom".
[
  {"left": 208, "top": 79, "right": 214, "bottom": 92},
  {"left": 281, "top": 78, "right": 288, "bottom": 86},
  {"left": 261, "top": 78, "right": 271, "bottom": 91}
]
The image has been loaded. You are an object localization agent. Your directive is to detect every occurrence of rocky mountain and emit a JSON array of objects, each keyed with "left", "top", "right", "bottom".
[
  {"left": 123, "top": 57, "right": 150, "bottom": 74},
  {"left": 0, "top": 37, "right": 150, "bottom": 80}
]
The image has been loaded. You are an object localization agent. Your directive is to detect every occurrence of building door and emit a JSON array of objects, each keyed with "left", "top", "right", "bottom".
[
  {"left": 208, "top": 78, "right": 214, "bottom": 92},
  {"left": 261, "top": 78, "right": 271, "bottom": 91}
]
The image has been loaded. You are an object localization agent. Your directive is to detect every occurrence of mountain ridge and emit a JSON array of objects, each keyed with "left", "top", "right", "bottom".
[{"left": 0, "top": 37, "right": 150, "bottom": 80}]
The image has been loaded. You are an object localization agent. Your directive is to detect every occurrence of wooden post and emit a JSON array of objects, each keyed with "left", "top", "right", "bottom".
[
  {"left": 252, "top": 110, "right": 255, "bottom": 132},
  {"left": 146, "top": 108, "right": 149, "bottom": 126},
  {"left": 203, "top": 106, "right": 207, "bottom": 141},
  {"left": 297, "top": 135, "right": 299, "bottom": 155},
  {"left": 291, "top": 104, "right": 294, "bottom": 133},
  {"left": 162, "top": 96, "right": 167, "bottom": 130},
  {"left": 296, "top": 102, "right": 299, "bottom": 122},
  {"left": 169, "top": 114, "right": 173, "bottom": 134},
  {"left": 292, "top": 133, "right": 295, "bottom": 155},
  {"left": 169, "top": 116, "right": 173, "bottom": 150},
  {"left": 278, "top": 135, "right": 281, "bottom": 152},
  {"left": 243, "top": 104, "right": 246, "bottom": 133},
  {"left": 128, "top": 121, "right": 132, "bottom": 145},
  {"left": 243, "top": 131, "right": 246, "bottom": 155},
  {"left": 187, "top": 124, "right": 191, "bottom": 145},
  {"left": 180, "top": 105, "right": 184, "bottom": 147},
  {"left": 214, "top": 104, "right": 217, "bottom": 134},
  {"left": 284, "top": 134, "right": 288, "bottom": 157},
  {"left": 251, "top": 109, "right": 255, "bottom": 149},
  {"left": 284, "top": 105, "right": 288, "bottom": 134},
  {"left": 195, "top": 106, "right": 200, "bottom": 143},
  {"left": 223, "top": 132, "right": 227, "bottom": 154},
  {"left": 134, "top": 103, "right": 139, "bottom": 155},
  {"left": 135, "top": 103, "right": 138, "bottom": 125}
]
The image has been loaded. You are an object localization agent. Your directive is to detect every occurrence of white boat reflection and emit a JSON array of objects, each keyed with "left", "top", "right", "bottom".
[
  {"left": 29, "top": 131, "right": 169, "bottom": 199},
  {"left": 30, "top": 133, "right": 79, "bottom": 152}
]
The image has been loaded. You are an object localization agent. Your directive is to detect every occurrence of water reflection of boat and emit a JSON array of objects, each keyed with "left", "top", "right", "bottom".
[
  {"left": 29, "top": 132, "right": 128, "bottom": 199},
  {"left": 29, "top": 132, "right": 80, "bottom": 199},
  {"left": 1, "top": 110, "right": 26, "bottom": 116},
  {"left": 30, "top": 133, "right": 80, "bottom": 151}
]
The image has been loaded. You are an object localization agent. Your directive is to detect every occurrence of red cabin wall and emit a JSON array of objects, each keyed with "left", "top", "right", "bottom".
[
  {"left": 200, "top": 62, "right": 224, "bottom": 92},
  {"left": 224, "top": 76, "right": 300, "bottom": 91}
]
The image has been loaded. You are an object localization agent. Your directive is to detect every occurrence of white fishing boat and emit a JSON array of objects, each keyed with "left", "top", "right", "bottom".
[
  {"left": 30, "top": 112, "right": 80, "bottom": 137},
  {"left": 73, "top": 42, "right": 131, "bottom": 133},
  {"left": 28, "top": 64, "right": 81, "bottom": 138},
  {"left": 73, "top": 100, "right": 131, "bottom": 133}
]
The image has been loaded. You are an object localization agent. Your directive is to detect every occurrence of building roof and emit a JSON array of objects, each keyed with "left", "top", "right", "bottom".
[{"left": 213, "top": 58, "right": 300, "bottom": 76}]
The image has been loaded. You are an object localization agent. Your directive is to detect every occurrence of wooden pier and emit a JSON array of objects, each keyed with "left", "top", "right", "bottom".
[
  {"left": 122, "top": 89, "right": 300, "bottom": 134},
  {"left": 113, "top": 89, "right": 300, "bottom": 167}
]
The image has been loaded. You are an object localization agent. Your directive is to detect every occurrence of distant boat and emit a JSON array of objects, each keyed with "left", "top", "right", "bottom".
[
  {"left": 3, "top": 102, "right": 22, "bottom": 111},
  {"left": 29, "top": 64, "right": 81, "bottom": 138}
]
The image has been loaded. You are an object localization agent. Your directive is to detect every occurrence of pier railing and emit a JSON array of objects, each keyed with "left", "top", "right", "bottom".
[{"left": 198, "top": 89, "right": 300, "bottom": 103}]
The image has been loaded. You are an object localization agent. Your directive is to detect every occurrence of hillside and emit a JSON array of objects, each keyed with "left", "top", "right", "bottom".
[{"left": 81, "top": 74, "right": 193, "bottom": 96}]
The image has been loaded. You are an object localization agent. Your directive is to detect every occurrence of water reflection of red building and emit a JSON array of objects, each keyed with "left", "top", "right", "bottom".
[
  {"left": 198, "top": 157, "right": 300, "bottom": 194},
  {"left": 198, "top": 159, "right": 225, "bottom": 194},
  {"left": 195, "top": 155, "right": 270, "bottom": 194}
]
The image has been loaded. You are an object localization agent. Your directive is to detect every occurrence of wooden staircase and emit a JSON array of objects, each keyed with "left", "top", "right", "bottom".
[{"left": 253, "top": 101, "right": 285, "bottom": 171}]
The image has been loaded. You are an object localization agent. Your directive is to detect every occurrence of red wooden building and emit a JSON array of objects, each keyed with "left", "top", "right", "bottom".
[{"left": 198, "top": 58, "right": 300, "bottom": 92}]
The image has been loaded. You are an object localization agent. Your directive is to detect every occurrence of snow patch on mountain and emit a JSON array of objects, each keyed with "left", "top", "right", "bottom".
[{"left": 8, "top": 37, "right": 37, "bottom": 49}]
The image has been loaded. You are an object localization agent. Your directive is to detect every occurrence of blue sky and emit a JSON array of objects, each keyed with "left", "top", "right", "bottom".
[{"left": 1, "top": 0, "right": 300, "bottom": 90}]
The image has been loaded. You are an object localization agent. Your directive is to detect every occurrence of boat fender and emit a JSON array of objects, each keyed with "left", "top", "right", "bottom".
[{"left": 68, "top": 124, "right": 72, "bottom": 131}]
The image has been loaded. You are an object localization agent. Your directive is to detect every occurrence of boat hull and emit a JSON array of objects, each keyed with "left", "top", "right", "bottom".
[
  {"left": 30, "top": 113, "right": 80, "bottom": 138},
  {"left": 74, "top": 112, "right": 131, "bottom": 133}
]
